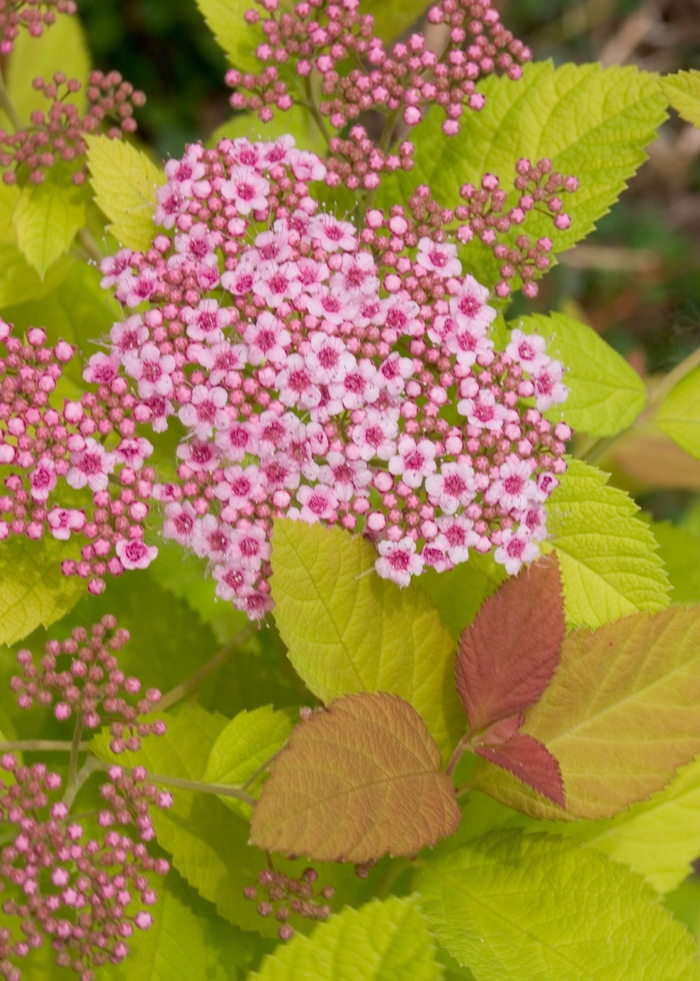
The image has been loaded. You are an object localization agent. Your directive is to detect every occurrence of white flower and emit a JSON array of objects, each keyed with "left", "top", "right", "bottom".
[
  {"left": 425, "top": 462, "right": 476, "bottom": 514},
  {"left": 388, "top": 435, "right": 437, "bottom": 489}
]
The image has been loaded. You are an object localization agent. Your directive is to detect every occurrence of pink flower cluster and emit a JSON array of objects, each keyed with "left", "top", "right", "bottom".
[
  {"left": 244, "top": 865, "right": 335, "bottom": 941},
  {"left": 0, "top": 0, "right": 75, "bottom": 55},
  {"left": 10, "top": 616, "right": 166, "bottom": 754},
  {"left": 0, "top": 321, "right": 159, "bottom": 594},
  {"left": 94, "top": 135, "right": 570, "bottom": 620},
  {"left": 0, "top": 71, "right": 146, "bottom": 187},
  {"left": 0, "top": 757, "right": 170, "bottom": 981},
  {"left": 228, "top": 0, "right": 530, "bottom": 136}
]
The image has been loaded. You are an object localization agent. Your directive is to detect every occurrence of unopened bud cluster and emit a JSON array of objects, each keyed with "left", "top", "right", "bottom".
[
  {"left": 0, "top": 757, "right": 170, "bottom": 981},
  {"left": 0, "top": 71, "right": 146, "bottom": 187},
  {"left": 0, "top": 320, "right": 159, "bottom": 595},
  {"left": 244, "top": 866, "right": 334, "bottom": 940},
  {"left": 228, "top": 0, "right": 530, "bottom": 137},
  {"left": 10, "top": 616, "right": 166, "bottom": 753},
  {"left": 0, "top": 0, "right": 76, "bottom": 55}
]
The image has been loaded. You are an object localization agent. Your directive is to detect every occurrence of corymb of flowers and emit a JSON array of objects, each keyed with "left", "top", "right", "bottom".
[{"left": 0, "top": 135, "right": 573, "bottom": 620}]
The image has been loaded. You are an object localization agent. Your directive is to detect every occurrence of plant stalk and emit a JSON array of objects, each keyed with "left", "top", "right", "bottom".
[
  {"left": 159, "top": 625, "right": 256, "bottom": 711},
  {"left": 0, "top": 71, "right": 24, "bottom": 131},
  {"left": 0, "top": 740, "right": 89, "bottom": 753}
]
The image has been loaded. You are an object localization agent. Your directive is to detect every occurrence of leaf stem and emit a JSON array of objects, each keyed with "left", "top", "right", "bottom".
[
  {"left": 63, "top": 754, "right": 102, "bottom": 811},
  {"left": 91, "top": 760, "right": 257, "bottom": 806},
  {"left": 445, "top": 734, "right": 471, "bottom": 777},
  {"left": 0, "top": 71, "right": 24, "bottom": 131},
  {"left": 159, "top": 625, "right": 256, "bottom": 711},
  {"left": 303, "top": 76, "right": 331, "bottom": 145},
  {"left": 0, "top": 740, "right": 89, "bottom": 753},
  {"left": 78, "top": 227, "right": 104, "bottom": 264},
  {"left": 65, "top": 720, "right": 85, "bottom": 798}
]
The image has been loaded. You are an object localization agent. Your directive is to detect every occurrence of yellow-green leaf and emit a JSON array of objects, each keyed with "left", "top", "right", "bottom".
[
  {"left": 0, "top": 183, "right": 18, "bottom": 244},
  {"left": 418, "top": 830, "right": 700, "bottom": 981},
  {"left": 0, "top": 536, "right": 83, "bottom": 646},
  {"left": 251, "top": 692, "right": 461, "bottom": 863},
  {"left": 547, "top": 459, "right": 670, "bottom": 628},
  {"left": 14, "top": 177, "right": 86, "bottom": 277},
  {"left": 655, "top": 363, "right": 700, "bottom": 460},
  {"left": 517, "top": 312, "right": 647, "bottom": 437},
  {"left": 270, "top": 520, "right": 464, "bottom": 764},
  {"left": 652, "top": 520, "right": 700, "bottom": 607},
  {"left": 194, "top": 0, "right": 263, "bottom": 72},
  {"left": 250, "top": 896, "right": 443, "bottom": 981},
  {"left": 662, "top": 70, "right": 700, "bottom": 128},
  {"left": 0, "top": 243, "right": 72, "bottom": 308},
  {"left": 203, "top": 705, "right": 293, "bottom": 818},
  {"left": 359, "top": 0, "right": 429, "bottom": 41},
  {"left": 86, "top": 135, "right": 165, "bottom": 251},
  {"left": 473, "top": 604, "right": 700, "bottom": 820}
]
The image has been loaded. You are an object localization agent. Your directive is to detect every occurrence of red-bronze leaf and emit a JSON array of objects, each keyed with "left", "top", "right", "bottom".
[
  {"left": 456, "top": 556, "right": 565, "bottom": 734},
  {"left": 476, "top": 734, "right": 565, "bottom": 808}
]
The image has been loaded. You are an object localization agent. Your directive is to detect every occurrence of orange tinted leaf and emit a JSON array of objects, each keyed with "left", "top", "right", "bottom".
[
  {"left": 250, "top": 693, "right": 461, "bottom": 863},
  {"left": 456, "top": 557, "right": 565, "bottom": 734},
  {"left": 476, "top": 734, "right": 565, "bottom": 808}
]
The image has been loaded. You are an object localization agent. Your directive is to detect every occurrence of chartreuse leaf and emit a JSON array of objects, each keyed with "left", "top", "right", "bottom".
[
  {"left": 472, "top": 604, "right": 700, "bottom": 821},
  {"left": 0, "top": 184, "right": 18, "bottom": 244},
  {"left": 418, "top": 552, "right": 506, "bottom": 640},
  {"left": 85, "top": 135, "right": 165, "bottom": 251},
  {"left": 103, "top": 868, "right": 271, "bottom": 981},
  {"left": 203, "top": 705, "right": 293, "bottom": 818},
  {"left": 379, "top": 63, "right": 666, "bottom": 286},
  {"left": 250, "top": 895, "right": 442, "bottom": 981},
  {"left": 0, "top": 243, "right": 72, "bottom": 307},
  {"left": 417, "top": 830, "right": 700, "bottom": 981},
  {"left": 652, "top": 521, "right": 700, "bottom": 606},
  {"left": 655, "top": 364, "right": 700, "bottom": 460},
  {"left": 14, "top": 174, "right": 86, "bottom": 277},
  {"left": 359, "top": 0, "right": 429, "bottom": 40},
  {"left": 0, "top": 536, "right": 83, "bottom": 646},
  {"left": 91, "top": 704, "right": 379, "bottom": 937},
  {"left": 517, "top": 312, "right": 647, "bottom": 436},
  {"left": 546, "top": 459, "right": 670, "bottom": 629},
  {"left": 3, "top": 13, "right": 90, "bottom": 127},
  {"left": 194, "top": 0, "right": 263, "bottom": 72},
  {"left": 662, "top": 71, "right": 700, "bottom": 128},
  {"left": 270, "top": 520, "right": 464, "bottom": 763},
  {"left": 251, "top": 693, "right": 460, "bottom": 863}
]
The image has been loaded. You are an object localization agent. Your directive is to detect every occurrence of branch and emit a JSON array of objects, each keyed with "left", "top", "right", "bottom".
[
  {"left": 93, "top": 760, "right": 257, "bottom": 807},
  {"left": 0, "top": 740, "right": 89, "bottom": 753},
  {"left": 159, "top": 624, "right": 256, "bottom": 711}
]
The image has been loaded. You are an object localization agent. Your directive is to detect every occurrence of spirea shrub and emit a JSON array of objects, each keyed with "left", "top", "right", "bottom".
[{"left": 0, "top": 0, "right": 699, "bottom": 979}]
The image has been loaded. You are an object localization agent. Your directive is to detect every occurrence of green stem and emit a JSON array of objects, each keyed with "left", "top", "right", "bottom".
[
  {"left": 373, "top": 857, "right": 412, "bottom": 900},
  {"left": 64, "top": 719, "right": 85, "bottom": 800},
  {"left": 242, "top": 749, "right": 283, "bottom": 790},
  {"left": 78, "top": 227, "right": 104, "bottom": 264},
  {"left": 63, "top": 754, "right": 101, "bottom": 811},
  {"left": 159, "top": 625, "right": 256, "bottom": 711},
  {"left": 0, "top": 740, "right": 89, "bottom": 753},
  {"left": 92, "top": 760, "right": 257, "bottom": 806},
  {"left": 303, "top": 76, "right": 331, "bottom": 145},
  {"left": 0, "top": 70, "right": 24, "bottom": 131},
  {"left": 444, "top": 734, "right": 470, "bottom": 777}
]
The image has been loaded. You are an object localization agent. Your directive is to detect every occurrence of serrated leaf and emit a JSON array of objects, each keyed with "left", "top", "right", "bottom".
[
  {"left": 473, "top": 604, "right": 700, "bottom": 820},
  {"left": 91, "top": 704, "right": 378, "bottom": 937},
  {"left": 456, "top": 558, "right": 564, "bottom": 734},
  {"left": 3, "top": 14, "right": 90, "bottom": 128},
  {"left": 0, "top": 243, "right": 72, "bottom": 308},
  {"left": 194, "top": 0, "right": 263, "bottom": 72},
  {"left": 653, "top": 521, "right": 700, "bottom": 606},
  {"left": 250, "top": 895, "right": 442, "bottom": 981},
  {"left": 662, "top": 70, "right": 700, "bottom": 128},
  {"left": 475, "top": 733, "right": 564, "bottom": 809},
  {"left": 359, "top": 0, "right": 429, "bottom": 40},
  {"left": 547, "top": 459, "right": 670, "bottom": 628},
  {"left": 251, "top": 692, "right": 461, "bottom": 863},
  {"left": 204, "top": 705, "right": 293, "bottom": 818},
  {"left": 418, "top": 552, "right": 506, "bottom": 640},
  {"left": 270, "top": 520, "right": 464, "bottom": 763},
  {"left": 417, "top": 830, "right": 700, "bottom": 981},
  {"left": 516, "top": 312, "right": 647, "bottom": 436},
  {"left": 655, "top": 364, "right": 700, "bottom": 460},
  {"left": 379, "top": 62, "right": 666, "bottom": 286},
  {"left": 86, "top": 135, "right": 165, "bottom": 251},
  {"left": 14, "top": 177, "right": 86, "bottom": 277},
  {"left": 0, "top": 536, "right": 83, "bottom": 646}
]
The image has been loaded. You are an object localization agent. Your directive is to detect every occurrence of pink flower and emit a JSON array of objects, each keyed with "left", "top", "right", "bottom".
[
  {"left": 330, "top": 251, "right": 379, "bottom": 297},
  {"left": 288, "top": 148, "right": 327, "bottom": 182},
  {"left": 457, "top": 389, "right": 511, "bottom": 431},
  {"left": 376, "top": 352, "right": 414, "bottom": 396},
  {"left": 275, "top": 354, "right": 321, "bottom": 410},
  {"left": 494, "top": 527, "right": 540, "bottom": 575},
  {"left": 388, "top": 435, "right": 437, "bottom": 489},
  {"left": 230, "top": 524, "right": 271, "bottom": 570},
  {"left": 162, "top": 501, "right": 197, "bottom": 545},
  {"left": 221, "top": 165, "right": 270, "bottom": 214},
  {"left": 436, "top": 515, "right": 479, "bottom": 565},
  {"left": 318, "top": 452, "right": 372, "bottom": 502},
  {"left": 506, "top": 329, "right": 549, "bottom": 372},
  {"left": 416, "top": 237, "right": 462, "bottom": 278},
  {"left": 110, "top": 316, "right": 149, "bottom": 361},
  {"left": 83, "top": 352, "right": 120, "bottom": 386},
  {"left": 176, "top": 439, "right": 220, "bottom": 472},
  {"left": 449, "top": 275, "right": 496, "bottom": 331},
  {"left": 47, "top": 507, "right": 85, "bottom": 541},
  {"left": 217, "top": 465, "right": 266, "bottom": 510},
  {"left": 213, "top": 563, "right": 256, "bottom": 601},
  {"left": 29, "top": 457, "right": 57, "bottom": 502},
  {"left": 115, "top": 539, "right": 159, "bottom": 570},
  {"left": 296, "top": 484, "right": 338, "bottom": 523},
  {"left": 375, "top": 537, "right": 424, "bottom": 587},
  {"left": 352, "top": 408, "right": 399, "bottom": 461},
  {"left": 100, "top": 249, "right": 133, "bottom": 289},
  {"left": 309, "top": 214, "right": 357, "bottom": 252},
  {"left": 123, "top": 343, "right": 175, "bottom": 400},
  {"left": 192, "top": 515, "right": 232, "bottom": 562},
  {"left": 243, "top": 311, "right": 291, "bottom": 366},
  {"left": 305, "top": 333, "right": 355, "bottom": 385},
  {"left": 253, "top": 261, "right": 302, "bottom": 307},
  {"left": 178, "top": 385, "right": 229, "bottom": 439},
  {"left": 485, "top": 456, "right": 538, "bottom": 512},
  {"left": 531, "top": 360, "right": 568, "bottom": 411},
  {"left": 114, "top": 437, "right": 154, "bottom": 470},
  {"left": 425, "top": 462, "right": 476, "bottom": 514},
  {"left": 329, "top": 358, "right": 380, "bottom": 410},
  {"left": 67, "top": 439, "right": 115, "bottom": 493},
  {"left": 192, "top": 341, "right": 247, "bottom": 384},
  {"left": 120, "top": 268, "right": 160, "bottom": 308},
  {"left": 215, "top": 421, "right": 258, "bottom": 462},
  {"left": 445, "top": 324, "right": 494, "bottom": 367},
  {"left": 182, "top": 300, "right": 232, "bottom": 344}
]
